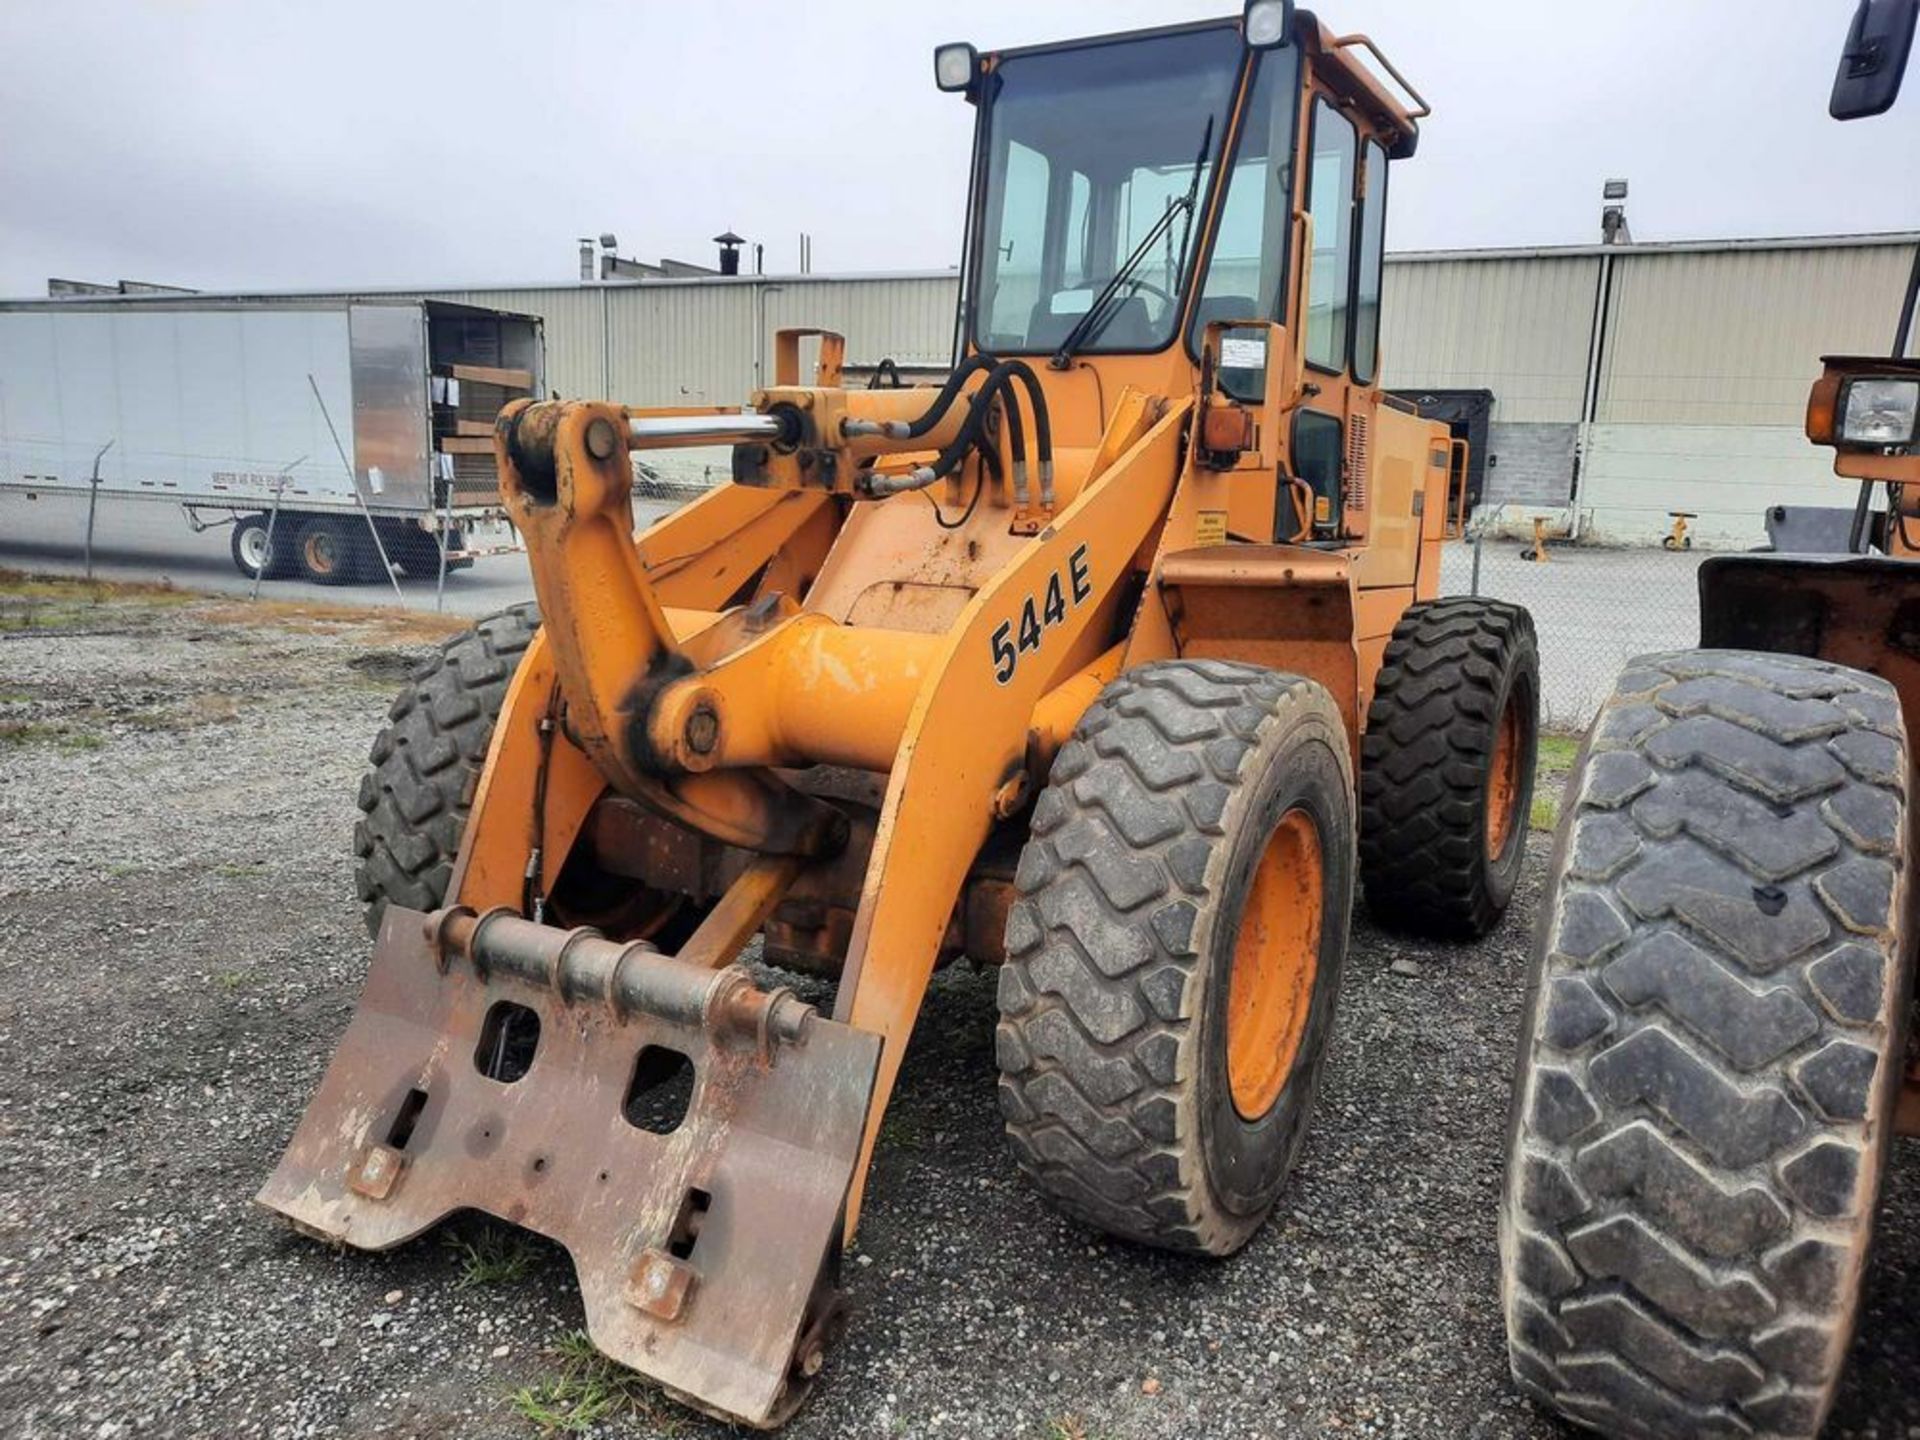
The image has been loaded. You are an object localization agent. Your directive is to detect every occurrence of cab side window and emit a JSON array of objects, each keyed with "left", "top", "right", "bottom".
[
  {"left": 1352, "top": 140, "right": 1388, "bottom": 385},
  {"left": 1190, "top": 47, "right": 1301, "bottom": 337},
  {"left": 1303, "top": 98, "right": 1357, "bottom": 372}
]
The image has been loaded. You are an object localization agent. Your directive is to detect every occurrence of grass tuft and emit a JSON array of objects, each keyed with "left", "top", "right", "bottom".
[
  {"left": 1042, "top": 1419, "right": 1113, "bottom": 1440},
  {"left": 0, "top": 720, "right": 103, "bottom": 751},
  {"left": 446, "top": 1224, "right": 540, "bottom": 1289},
  {"left": 0, "top": 565, "right": 465, "bottom": 645},
  {"left": 1530, "top": 732, "right": 1583, "bottom": 833},
  {"left": 508, "top": 1330, "right": 674, "bottom": 1435}
]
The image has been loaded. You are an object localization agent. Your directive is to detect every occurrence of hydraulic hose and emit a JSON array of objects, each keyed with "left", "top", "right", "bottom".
[
  {"left": 945, "top": 360, "right": 1053, "bottom": 494},
  {"left": 924, "top": 365, "right": 1027, "bottom": 494},
  {"left": 861, "top": 355, "right": 1054, "bottom": 508},
  {"left": 901, "top": 353, "right": 997, "bottom": 439},
  {"left": 992, "top": 359, "right": 1054, "bottom": 508},
  {"left": 865, "top": 364, "right": 1022, "bottom": 498}
]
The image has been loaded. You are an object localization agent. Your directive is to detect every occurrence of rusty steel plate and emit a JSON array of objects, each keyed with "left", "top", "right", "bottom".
[{"left": 258, "top": 906, "right": 881, "bottom": 1428}]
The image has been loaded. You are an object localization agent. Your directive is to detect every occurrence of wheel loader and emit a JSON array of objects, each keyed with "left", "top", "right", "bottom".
[
  {"left": 260, "top": 3, "right": 1542, "bottom": 1426},
  {"left": 1500, "top": 3, "right": 1920, "bottom": 1437}
]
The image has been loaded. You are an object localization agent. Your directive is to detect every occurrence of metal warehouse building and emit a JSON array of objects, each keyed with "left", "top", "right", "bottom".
[{"left": 41, "top": 229, "right": 1918, "bottom": 547}]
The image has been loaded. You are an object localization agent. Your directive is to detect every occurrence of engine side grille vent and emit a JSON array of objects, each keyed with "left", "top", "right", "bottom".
[{"left": 1346, "top": 412, "right": 1370, "bottom": 512}]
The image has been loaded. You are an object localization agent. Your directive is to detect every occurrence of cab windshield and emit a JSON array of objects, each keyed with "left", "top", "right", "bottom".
[{"left": 970, "top": 27, "right": 1244, "bottom": 355}]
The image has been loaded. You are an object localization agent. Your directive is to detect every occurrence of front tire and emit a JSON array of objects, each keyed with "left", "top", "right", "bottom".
[
  {"left": 231, "top": 513, "right": 294, "bottom": 581},
  {"left": 996, "top": 660, "right": 1355, "bottom": 1256},
  {"left": 1501, "top": 649, "right": 1911, "bottom": 1440},
  {"left": 353, "top": 604, "right": 541, "bottom": 935},
  {"left": 1360, "top": 597, "right": 1540, "bottom": 938}
]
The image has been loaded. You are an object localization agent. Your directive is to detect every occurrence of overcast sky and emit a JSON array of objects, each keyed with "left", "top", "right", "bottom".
[{"left": 2, "top": 0, "right": 1916, "bottom": 297}]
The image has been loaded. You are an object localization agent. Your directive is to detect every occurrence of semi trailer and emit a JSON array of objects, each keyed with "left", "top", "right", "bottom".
[{"left": 0, "top": 295, "right": 544, "bottom": 584}]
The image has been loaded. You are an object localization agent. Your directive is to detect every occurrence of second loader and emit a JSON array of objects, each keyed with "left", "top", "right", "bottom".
[
  {"left": 1500, "top": 3, "right": 1920, "bottom": 1437},
  {"left": 260, "top": 2, "right": 1541, "bottom": 1426}
]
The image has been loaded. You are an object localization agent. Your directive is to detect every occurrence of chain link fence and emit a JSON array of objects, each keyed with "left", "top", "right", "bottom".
[
  {"left": 0, "top": 460, "right": 693, "bottom": 621},
  {"left": 1439, "top": 527, "right": 1706, "bottom": 732},
  {"left": 3, "top": 449, "right": 1708, "bottom": 719}
]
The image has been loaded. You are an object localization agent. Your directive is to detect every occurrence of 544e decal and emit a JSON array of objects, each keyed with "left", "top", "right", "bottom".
[{"left": 991, "top": 542, "right": 1093, "bottom": 685}]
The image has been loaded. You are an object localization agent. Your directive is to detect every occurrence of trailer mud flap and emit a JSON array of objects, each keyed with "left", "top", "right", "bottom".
[{"left": 257, "top": 905, "right": 881, "bottom": 1428}]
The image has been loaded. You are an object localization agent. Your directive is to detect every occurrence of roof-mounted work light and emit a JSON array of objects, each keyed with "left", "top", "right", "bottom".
[
  {"left": 934, "top": 42, "right": 980, "bottom": 93},
  {"left": 1244, "top": 0, "right": 1295, "bottom": 47}
]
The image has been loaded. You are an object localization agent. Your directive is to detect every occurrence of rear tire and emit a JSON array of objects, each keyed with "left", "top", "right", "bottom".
[
  {"left": 353, "top": 604, "right": 541, "bottom": 935},
  {"left": 1500, "top": 649, "right": 1911, "bottom": 1440},
  {"left": 1360, "top": 597, "right": 1540, "bottom": 938},
  {"left": 385, "top": 524, "right": 459, "bottom": 579},
  {"left": 296, "top": 515, "right": 362, "bottom": 586},
  {"left": 996, "top": 660, "right": 1355, "bottom": 1256}
]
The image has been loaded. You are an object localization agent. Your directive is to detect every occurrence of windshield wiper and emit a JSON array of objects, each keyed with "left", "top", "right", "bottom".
[{"left": 1051, "top": 115, "right": 1215, "bottom": 369}]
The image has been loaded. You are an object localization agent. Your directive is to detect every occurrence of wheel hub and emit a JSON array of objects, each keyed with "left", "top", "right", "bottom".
[{"left": 304, "top": 529, "right": 338, "bottom": 575}]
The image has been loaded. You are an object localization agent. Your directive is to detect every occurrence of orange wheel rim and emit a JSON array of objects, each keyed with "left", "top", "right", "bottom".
[
  {"left": 1486, "top": 699, "right": 1522, "bottom": 860},
  {"left": 304, "top": 531, "right": 336, "bottom": 575},
  {"left": 1226, "top": 807, "right": 1323, "bottom": 1120}
]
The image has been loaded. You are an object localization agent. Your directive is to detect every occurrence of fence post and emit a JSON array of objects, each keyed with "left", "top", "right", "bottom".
[
  {"left": 1470, "top": 529, "right": 1484, "bottom": 598},
  {"left": 82, "top": 439, "right": 115, "bottom": 583},
  {"left": 433, "top": 470, "right": 453, "bottom": 614},
  {"left": 249, "top": 466, "right": 296, "bottom": 603}
]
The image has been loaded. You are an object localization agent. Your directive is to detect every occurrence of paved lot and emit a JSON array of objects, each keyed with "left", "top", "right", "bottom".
[
  {"left": 0, "top": 490, "right": 682, "bottom": 619},
  {"left": 0, "top": 583, "right": 1915, "bottom": 1440},
  {"left": 1437, "top": 541, "right": 1706, "bottom": 729}
]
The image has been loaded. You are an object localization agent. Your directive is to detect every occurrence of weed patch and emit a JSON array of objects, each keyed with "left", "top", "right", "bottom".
[
  {"left": 509, "top": 1331, "right": 674, "bottom": 1435},
  {"left": 1530, "top": 732, "right": 1582, "bottom": 832}
]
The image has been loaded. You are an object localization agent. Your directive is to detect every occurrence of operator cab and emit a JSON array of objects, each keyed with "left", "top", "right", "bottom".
[{"left": 938, "top": 1, "right": 1428, "bottom": 544}]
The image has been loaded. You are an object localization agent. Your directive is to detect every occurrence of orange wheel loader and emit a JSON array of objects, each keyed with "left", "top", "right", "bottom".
[
  {"left": 1500, "top": 3, "right": 1920, "bottom": 1436},
  {"left": 260, "top": 3, "right": 1540, "bottom": 1427}
]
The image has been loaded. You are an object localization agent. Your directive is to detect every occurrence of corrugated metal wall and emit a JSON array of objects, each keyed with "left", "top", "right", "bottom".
[
  {"left": 17, "top": 235, "right": 1912, "bottom": 544},
  {"left": 1596, "top": 243, "right": 1918, "bottom": 426},
  {"left": 442, "top": 276, "right": 960, "bottom": 406},
  {"left": 56, "top": 237, "right": 1902, "bottom": 427},
  {"left": 1378, "top": 255, "right": 1599, "bottom": 424}
]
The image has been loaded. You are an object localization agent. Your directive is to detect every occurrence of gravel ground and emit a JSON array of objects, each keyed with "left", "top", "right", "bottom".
[{"left": 1, "top": 584, "right": 1916, "bottom": 1440}]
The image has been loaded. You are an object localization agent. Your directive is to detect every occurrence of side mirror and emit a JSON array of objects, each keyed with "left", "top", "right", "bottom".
[{"left": 1831, "top": 0, "right": 1917, "bottom": 119}]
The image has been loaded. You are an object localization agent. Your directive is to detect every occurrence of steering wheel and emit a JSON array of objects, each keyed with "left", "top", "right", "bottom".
[{"left": 1116, "top": 275, "right": 1177, "bottom": 315}]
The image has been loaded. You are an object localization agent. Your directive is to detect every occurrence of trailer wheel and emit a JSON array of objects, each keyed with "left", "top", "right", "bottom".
[
  {"left": 353, "top": 604, "right": 542, "bottom": 935},
  {"left": 1359, "top": 597, "right": 1540, "bottom": 938},
  {"left": 231, "top": 514, "right": 294, "bottom": 581},
  {"left": 296, "top": 516, "right": 361, "bottom": 585},
  {"left": 996, "top": 661, "right": 1354, "bottom": 1256},
  {"left": 1501, "top": 649, "right": 1910, "bottom": 1440}
]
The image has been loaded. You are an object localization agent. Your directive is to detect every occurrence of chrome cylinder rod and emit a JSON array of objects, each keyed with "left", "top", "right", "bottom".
[{"left": 627, "top": 413, "right": 786, "bottom": 450}]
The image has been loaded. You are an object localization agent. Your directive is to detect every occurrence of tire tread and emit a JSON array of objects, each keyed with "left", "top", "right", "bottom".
[
  {"left": 1501, "top": 649, "right": 1909, "bottom": 1440},
  {"left": 352, "top": 603, "right": 540, "bottom": 934},
  {"left": 1360, "top": 596, "right": 1539, "bottom": 937}
]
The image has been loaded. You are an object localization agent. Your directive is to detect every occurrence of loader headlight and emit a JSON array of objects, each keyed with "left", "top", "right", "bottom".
[
  {"left": 1841, "top": 377, "right": 1920, "bottom": 447},
  {"left": 1243, "top": 0, "right": 1295, "bottom": 48},
  {"left": 934, "top": 42, "right": 979, "bottom": 93}
]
